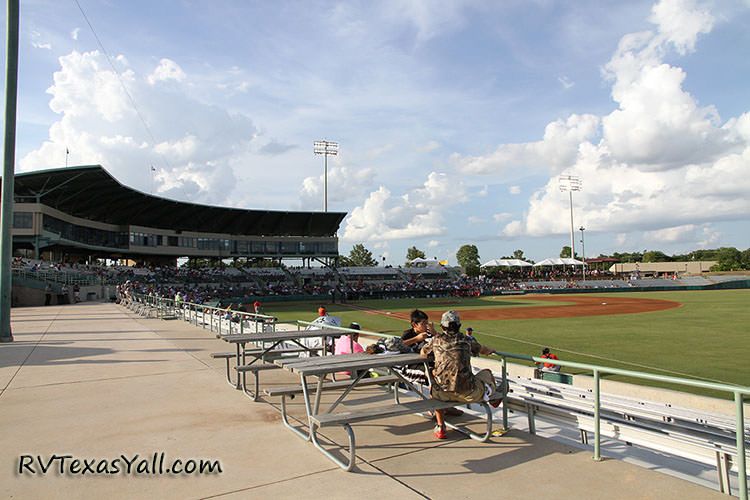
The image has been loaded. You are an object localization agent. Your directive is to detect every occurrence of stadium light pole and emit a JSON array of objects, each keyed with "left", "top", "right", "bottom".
[
  {"left": 0, "top": 0, "right": 19, "bottom": 343},
  {"left": 580, "top": 226, "right": 586, "bottom": 282},
  {"left": 313, "top": 140, "right": 338, "bottom": 212},
  {"left": 559, "top": 174, "right": 582, "bottom": 262}
]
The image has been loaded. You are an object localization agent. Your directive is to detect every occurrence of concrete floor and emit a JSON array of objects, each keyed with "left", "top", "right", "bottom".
[{"left": 0, "top": 303, "right": 724, "bottom": 499}]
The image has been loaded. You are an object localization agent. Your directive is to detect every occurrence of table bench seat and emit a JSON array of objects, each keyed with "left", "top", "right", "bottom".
[
  {"left": 265, "top": 375, "right": 401, "bottom": 441},
  {"left": 265, "top": 375, "right": 399, "bottom": 398},
  {"left": 309, "top": 394, "right": 499, "bottom": 471}
]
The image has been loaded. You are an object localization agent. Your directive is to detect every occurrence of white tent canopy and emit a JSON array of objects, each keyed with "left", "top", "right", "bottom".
[
  {"left": 408, "top": 257, "right": 439, "bottom": 265},
  {"left": 532, "top": 258, "right": 585, "bottom": 266},
  {"left": 481, "top": 259, "right": 533, "bottom": 268}
]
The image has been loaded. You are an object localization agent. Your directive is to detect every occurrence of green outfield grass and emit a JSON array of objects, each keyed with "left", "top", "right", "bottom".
[{"left": 263, "top": 289, "right": 750, "bottom": 398}]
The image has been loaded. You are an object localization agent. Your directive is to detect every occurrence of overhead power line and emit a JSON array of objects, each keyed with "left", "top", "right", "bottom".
[{"left": 72, "top": 0, "right": 171, "bottom": 172}]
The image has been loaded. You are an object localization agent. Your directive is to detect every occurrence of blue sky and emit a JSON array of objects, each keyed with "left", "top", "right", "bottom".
[{"left": 4, "top": 0, "right": 750, "bottom": 265}]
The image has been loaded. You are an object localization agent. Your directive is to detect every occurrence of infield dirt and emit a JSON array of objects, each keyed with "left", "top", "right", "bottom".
[{"left": 347, "top": 294, "right": 682, "bottom": 321}]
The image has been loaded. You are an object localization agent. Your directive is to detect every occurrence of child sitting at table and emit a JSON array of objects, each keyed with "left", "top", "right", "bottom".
[
  {"left": 334, "top": 322, "right": 364, "bottom": 355},
  {"left": 335, "top": 323, "right": 365, "bottom": 378}
]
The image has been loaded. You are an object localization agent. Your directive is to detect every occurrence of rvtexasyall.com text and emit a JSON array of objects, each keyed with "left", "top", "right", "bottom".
[{"left": 17, "top": 453, "right": 223, "bottom": 476}]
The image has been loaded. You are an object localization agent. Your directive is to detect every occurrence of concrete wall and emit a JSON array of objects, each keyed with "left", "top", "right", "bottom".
[{"left": 12, "top": 284, "right": 113, "bottom": 307}]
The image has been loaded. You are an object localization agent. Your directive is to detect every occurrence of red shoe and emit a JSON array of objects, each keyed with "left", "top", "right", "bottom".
[{"left": 433, "top": 425, "right": 447, "bottom": 440}]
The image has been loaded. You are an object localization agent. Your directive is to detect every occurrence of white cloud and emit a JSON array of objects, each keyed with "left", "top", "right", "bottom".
[
  {"left": 493, "top": 212, "right": 512, "bottom": 223},
  {"left": 20, "top": 50, "right": 256, "bottom": 205},
  {"left": 148, "top": 58, "right": 187, "bottom": 85},
  {"left": 468, "top": 216, "right": 484, "bottom": 224},
  {"left": 258, "top": 139, "right": 296, "bottom": 156},
  {"left": 649, "top": 0, "right": 713, "bottom": 55},
  {"left": 476, "top": 185, "right": 488, "bottom": 197},
  {"left": 342, "top": 172, "right": 466, "bottom": 241},
  {"left": 643, "top": 224, "right": 701, "bottom": 243},
  {"left": 31, "top": 30, "right": 52, "bottom": 50},
  {"left": 71, "top": 28, "right": 80, "bottom": 40},
  {"left": 509, "top": 185, "right": 521, "bottom": 195},
  {"left": 417, "top": 140, "right": 440, "bottom": 153},
  {"left": 557, "top": 75, "right": 574, "bottom": 89},
  {"left": 452, "top": 113, "right": 600, "bottom": 175},
  {"left": 300, "top": 163, "right": 376, "bottom": 207},
  {"left": 469, "top": 0, "right": 750, "bottom": 245},
  {"left": 381, "top": 0, "right": 475, "bottom": 43},
  {"left": 641, "top": 223, "right": 719, "bottom": 247},
  {"left": 427, "top": 240, "right": 439, "bottom": 248}
]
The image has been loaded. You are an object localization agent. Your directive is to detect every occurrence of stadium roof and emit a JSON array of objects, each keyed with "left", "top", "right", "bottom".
[{"left": 8, "top": 165, "right": 346, "bottom": 237}]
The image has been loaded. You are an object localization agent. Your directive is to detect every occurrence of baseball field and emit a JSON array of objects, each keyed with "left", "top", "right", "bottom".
[{"left": 263, "top": 289, "right": 750, "bottom": 398}]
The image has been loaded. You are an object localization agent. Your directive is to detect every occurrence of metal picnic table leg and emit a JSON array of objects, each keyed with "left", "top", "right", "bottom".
[
  {"left": 232, "top": 342, "right": 242, "bottom": 389},
  {"left": 304, "top": 372, "right": 357, "bottom": 472},
  {"left": 240, "top": 340, "right": 284, "bottom": 401}
]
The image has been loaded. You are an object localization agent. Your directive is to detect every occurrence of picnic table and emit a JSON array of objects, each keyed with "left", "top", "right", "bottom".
[
  {"left": 273, "top": 352, "right": 497, "bottom": 471},
  {"left": 218, "top": 328, "right": 350, "bottom": 400}
]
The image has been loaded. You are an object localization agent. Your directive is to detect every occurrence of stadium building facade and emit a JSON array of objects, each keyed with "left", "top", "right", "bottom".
[{"left": 6, "top": 165, "right": 346, "bottom": 265}]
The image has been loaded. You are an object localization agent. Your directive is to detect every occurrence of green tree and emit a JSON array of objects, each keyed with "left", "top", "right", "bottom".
[
  {"left": 611, "top": 251, "right": 643, "bottom": 263},
  {"left": 741, "top": 248, "right": 750, "bottom": 269},
  {"left": 405, "top": 246, "right": 426, "bottom": 266},
  {"left": 456, "top": 244, "right": 480, "bottom": 276},
  {"left": 512, "top": 249, "right": 525, "bottom": 260},
  {"left": 712, "top": 247, "right": 743, "bottom": 271},
  {"left": 642, "top": 250, "right": 671, "bottom": 263},
  {"left": 346, "top": 243, "right": 378, "bottom": 267},
  {"left": 560, "top": 246, "right": 573, "bottom": 258}
]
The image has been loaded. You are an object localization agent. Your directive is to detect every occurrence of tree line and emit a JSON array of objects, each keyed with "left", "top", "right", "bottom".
[{"left": 336, "top": 244, "right": 750, "bottom": 274}]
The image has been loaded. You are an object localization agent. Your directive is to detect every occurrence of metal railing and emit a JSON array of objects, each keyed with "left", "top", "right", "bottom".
[
  {"left": 126, "top": 293, "right": 278, "bottom": 336},
  {"left": 494, "top": 351, "right": 749, "bottom": 500},
  {"left": 12, "top": 267, "right": 101, "bottom": 286}
]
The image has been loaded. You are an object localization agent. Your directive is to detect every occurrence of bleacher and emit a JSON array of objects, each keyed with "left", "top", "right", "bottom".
[
  {"left": 504, "top": 375, "right": 750, "bottom": 494},
  {"left": 679, "top": 276, "right": 713, "bottom": 286},
  {"left": 401, "top": 266, "right": 449, "bottom": 279},
  {"left": 628, "top": 278, "right": 681, "bottom": 287}
]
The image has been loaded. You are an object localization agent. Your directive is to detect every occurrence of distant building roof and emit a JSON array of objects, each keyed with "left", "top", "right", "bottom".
[
  {"left": 8, "top": 165, "right": 345, "bottom": 237},
  {"left": 586, "top": 257, "right": 619, "bottom": 264},
  {"left": 609, "top": 262, "right": 718, "bottom": 274}
]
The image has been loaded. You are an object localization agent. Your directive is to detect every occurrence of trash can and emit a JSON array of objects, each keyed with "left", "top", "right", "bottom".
[{"left": 541, "top": 372, "right": 574, "bottom": 385}]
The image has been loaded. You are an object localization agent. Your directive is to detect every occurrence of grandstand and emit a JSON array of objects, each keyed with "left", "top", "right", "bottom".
[{"left": 7, "top": 165, "right": 345, "bottom": 266}]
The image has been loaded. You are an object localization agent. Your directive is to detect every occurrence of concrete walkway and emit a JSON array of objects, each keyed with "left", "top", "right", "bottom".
[{"left": 0, "top": 303, "right": 723, "bottom": 499}]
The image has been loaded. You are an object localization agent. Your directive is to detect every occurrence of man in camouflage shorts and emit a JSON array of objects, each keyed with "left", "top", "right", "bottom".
[{"left": 420, "top": 310, "right": 498, "bottom": 439}]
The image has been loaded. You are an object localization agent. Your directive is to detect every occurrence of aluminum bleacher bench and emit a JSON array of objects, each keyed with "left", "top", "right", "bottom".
[
  {"left": 264, "top": 375, "right": 400, "bottom": 440},
  {"left": 308, "top": 394, "right": 502, "bottom": 472},
  {"left": 507, "top": 376, "right": 750, "bottom": 495},
  {"left": 211, "top": 348, "right": 323, "bottom": 389}
]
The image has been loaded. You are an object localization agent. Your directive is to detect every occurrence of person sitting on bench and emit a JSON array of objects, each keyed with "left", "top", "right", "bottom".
[
  {"left": 420, "top": 310, "right": 498, "bottom": 440},
  {"left": 537, "top": 347, "right": 561, "bottom": 374}
]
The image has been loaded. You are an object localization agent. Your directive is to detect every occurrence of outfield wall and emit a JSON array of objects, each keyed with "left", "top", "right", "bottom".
[{"left": 523, "top": 279, "right": 750, "bottom": 295}]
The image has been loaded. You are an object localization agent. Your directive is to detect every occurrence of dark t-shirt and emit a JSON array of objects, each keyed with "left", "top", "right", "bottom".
[
  {"left": 402, "top": 327, "right": 433, "bottom": 365},
  {"left": 401, "top": 327, "right": 419, "bottom": 350}
]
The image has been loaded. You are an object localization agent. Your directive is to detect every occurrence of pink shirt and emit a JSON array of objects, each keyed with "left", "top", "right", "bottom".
[{"left": 334, "top": 335, "right": 364, "bottom": 355}]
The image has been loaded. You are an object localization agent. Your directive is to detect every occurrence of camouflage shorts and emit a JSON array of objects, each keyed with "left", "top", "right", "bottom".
[{"left": 430, "top": 369, "right": 496, "bottom": 404}]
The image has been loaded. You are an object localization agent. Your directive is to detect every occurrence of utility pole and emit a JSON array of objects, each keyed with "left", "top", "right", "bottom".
[
  {"left": 580, "top": 226, "right": 586, "bottom": 281},
  {"left": 0, "top": 0, "right": 20, "bottom": 343}
]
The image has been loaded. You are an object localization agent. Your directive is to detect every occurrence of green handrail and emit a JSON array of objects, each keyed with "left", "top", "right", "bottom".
[{"left": 494, "top": 350, "right": 748, "bottom": 499}]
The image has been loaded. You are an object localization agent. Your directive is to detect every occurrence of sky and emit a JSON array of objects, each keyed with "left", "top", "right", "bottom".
[{"left": 3, "top": 0, "right": 750, "bottom": 266}]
